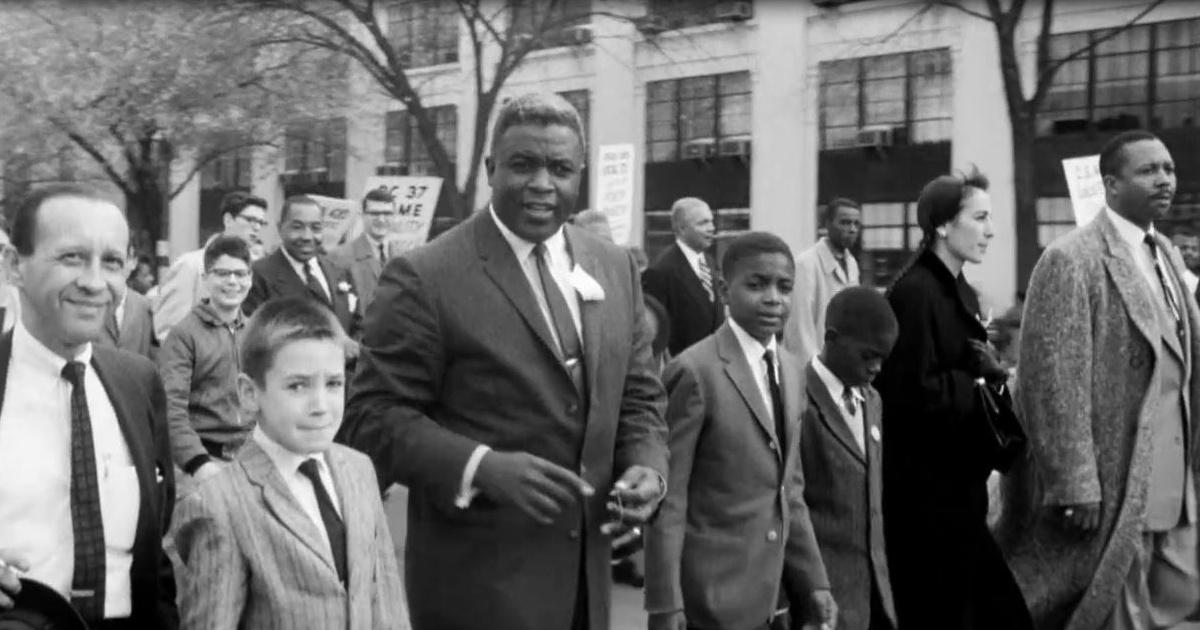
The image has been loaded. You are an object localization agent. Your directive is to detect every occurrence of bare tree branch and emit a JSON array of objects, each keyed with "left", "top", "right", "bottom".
[
  {"left": 168, "top": 139, "right": 278, "bottom": 199},
  {"left": 929, "top": 0, "right": 992, "bottom": 22}
]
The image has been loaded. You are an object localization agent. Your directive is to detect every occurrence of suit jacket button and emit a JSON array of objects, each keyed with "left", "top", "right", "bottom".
[
  {"left": 567, "top": 402, "right": 579, "bottom": 414},
  {"left": 766, "top": 530, "right": 779, "bottom": 542},
  {"left": 569, "top": 529, "right": 580, "bottom": 540},
  {"left": 769, "top": 442, "right": 777, "bottom": 450}
]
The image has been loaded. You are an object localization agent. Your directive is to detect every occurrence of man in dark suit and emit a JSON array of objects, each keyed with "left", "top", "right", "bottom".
[
  {"left": 329, "top": 187, "right": 400, "bottom": 315},
  {"left": 243, "top": 195, "right": 359, "bottom": 346},
  {"left": 800, "top": 287, "right": 898, "bottom": 630},
  {"left": 97, "top": 257, "right": 155, "bottom": 359},
  {"left": 0, "top": 184, "right": 177, "bottom": 629},
  {"left": 341, "top": 92, "right": 669, "bottom": 630},
  {"left": 643, "top": 197, "right": 721, "bottom": 357}
]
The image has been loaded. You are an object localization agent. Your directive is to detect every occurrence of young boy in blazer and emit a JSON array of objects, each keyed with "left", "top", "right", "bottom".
[
  {"left": 173, "top": 296, "right": 408, "bottom": 630},
  {"left": 645, "top": 232, "right": 836, "bottom": 630},
  {"left": 801, "top": 287, "right": 899, "bottom": 630}
]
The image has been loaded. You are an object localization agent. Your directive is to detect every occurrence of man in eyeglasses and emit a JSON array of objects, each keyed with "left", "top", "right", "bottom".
[
  {"left": 328, "top": 187, "right": 399, "bottom": 315},
  {"left": 153, "top": 191, "right": 268, "bottom": 343},
  {"left": 158, "top": 235, "right": 255, "bottom": 482}
]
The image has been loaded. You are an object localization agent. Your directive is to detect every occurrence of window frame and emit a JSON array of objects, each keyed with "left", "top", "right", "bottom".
[{"left": 644, "top": 70, "right": 752, "bottom": 163}]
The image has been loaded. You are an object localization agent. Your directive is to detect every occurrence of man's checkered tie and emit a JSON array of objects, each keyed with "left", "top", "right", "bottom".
[
  {"left": 697, "top": 256, "right": 714, "bottom": 302},
  {"left": 62, "top": 361, "right": 106, "bottom": 623}
]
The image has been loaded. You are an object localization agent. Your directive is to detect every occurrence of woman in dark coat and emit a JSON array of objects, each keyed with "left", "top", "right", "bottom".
[{"left": 876, "top": 169, "right": 1032, "bottom": 629}]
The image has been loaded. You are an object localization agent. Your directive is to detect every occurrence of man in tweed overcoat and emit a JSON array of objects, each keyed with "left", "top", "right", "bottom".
[{"left": 1001, "top": 131, "right": 1200, "bottom": 629}]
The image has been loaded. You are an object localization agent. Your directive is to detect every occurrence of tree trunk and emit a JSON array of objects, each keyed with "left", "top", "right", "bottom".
[{"left": 1011, "top": 112, "right": 1039, "bottom": 290}]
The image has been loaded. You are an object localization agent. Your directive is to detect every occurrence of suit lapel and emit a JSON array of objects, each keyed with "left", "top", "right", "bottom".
[
  {"left": 473, "top": 213, "right": 565, "bottom": 365},
  {"left": 779, "top": 349, "right": 804, "bottom": 469},
  {"left": 816, "top": 239, "right": 849, "bottom": 286},
  {"left": 1098, "top": 213, "right": 1160, "bottom": 352},
  {"left": 355, "top": 234, "right": 382, "bottom": 279},
  {"left": 716, "top": 324, "right": 778, "bottom": 455},
  {"left": 1152, "top": 232, "right": 1186, "bottom": 360},
  {"left": 328, "top": 448, "right": 372, "bottom": 598},
  {"left": 805, "top": 362, "right": 866, "bottom": 465},
  {"left": 238, "top": 439, "right": 338, "bottom": 576}
]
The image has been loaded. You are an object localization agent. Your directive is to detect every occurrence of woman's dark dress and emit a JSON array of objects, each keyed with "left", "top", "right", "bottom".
[{"left": 875, "top": 250, "right": 1032, "bottom": 630}]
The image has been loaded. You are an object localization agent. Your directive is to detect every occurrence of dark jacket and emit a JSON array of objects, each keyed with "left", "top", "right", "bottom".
[
  {"left": 244, "top": 249, "right": 359, "bottom": 337},
  {"left": 642, "top": 244, "right": 722, "bottom": 356},
  {"left": 875, "top": 249, "right": 1031, "bottom": 630},
  {"left": 158, "top": 300, "right": 247, "bottom": 470}
]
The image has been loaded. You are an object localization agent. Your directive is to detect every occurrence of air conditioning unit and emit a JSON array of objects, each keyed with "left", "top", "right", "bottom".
[
  {"left": 719, "top": 137, "right": 752, "bottom": 156},
  {"left": 714, "top": 1, "right": 754, "bottom": 21},
  {"left": 854, "top": 126, "right": 895, "bottom": 148},
  {"left": 684, "top": 138, "right": 717, "bottom": 159},
  {"left": 562, "top": 24, "right": 593, "bottom": 45},
  {"left": 635, "top": 14, "right": 671, "bottom": 35}
]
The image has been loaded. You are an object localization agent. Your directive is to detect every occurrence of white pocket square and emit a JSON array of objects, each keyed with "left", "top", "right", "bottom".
[{"left": 567, "top": 265, "right": 605, "bottom": 302}]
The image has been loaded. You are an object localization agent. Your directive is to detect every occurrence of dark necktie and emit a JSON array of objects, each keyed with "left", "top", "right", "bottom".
[
  {"left": 533, "top": 243, "right": 586, "bottom": 397},
  {"left": 842, "top": 387, "right": 858, "bottom": 417},
  {"left": 378, "top": 242, "right": 387, "bottom": 267},
  {"left": 304, "top": 261, "right": 331, "bottom": 305},
  {"left": 763, "top": 350, "right": 788, "bottom": 450},
  {"left": 61, "top": 361, "right": 106, "bottom": 623},
  {"left": 1144, "top": 235, "right": 1183, "bottom": 339},
  {"left": 297, "top": 458, "right": 347, "bottom": 584}
]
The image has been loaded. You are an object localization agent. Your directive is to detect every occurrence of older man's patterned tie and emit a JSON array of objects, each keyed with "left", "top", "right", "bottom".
[
  {"left": 62, "top": 361, "right": 106, "bottom": 623},
  {"left": 697, "top": 256, "right": 714, "bottom": 303}
]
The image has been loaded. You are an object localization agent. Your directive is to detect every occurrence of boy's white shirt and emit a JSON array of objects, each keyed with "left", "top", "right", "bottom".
[{"left": 252, "top": 425, "right": 342, "bottom": 555}]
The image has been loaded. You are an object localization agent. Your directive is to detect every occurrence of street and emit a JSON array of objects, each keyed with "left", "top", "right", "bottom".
[{"left": 383, "top": 486, "right": 646, "bottom": 630}]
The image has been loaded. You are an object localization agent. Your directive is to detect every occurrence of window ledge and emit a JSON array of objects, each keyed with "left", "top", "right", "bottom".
[{"left": 639, "top": 20, "right": 755, "bottom": 42}]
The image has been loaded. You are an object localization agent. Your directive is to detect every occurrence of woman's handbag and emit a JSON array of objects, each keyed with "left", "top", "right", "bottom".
[{"left": 975, "top": 377, "right": 1027, "bottom": 473}]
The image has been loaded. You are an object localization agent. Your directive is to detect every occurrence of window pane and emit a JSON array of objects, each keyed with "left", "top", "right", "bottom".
[
  {"left": 1094, "top": 24, "right": 1150, "bottom": 55},
  {"left": 822, "top": 83, "right": 859, "bottom": 127},
  {"left": 384, "top": 110, "right": 406, "bottom": 164},
  {"left": 1049, "top": 32, "right": 1090, "bottom": 60},
  {"left": 823, "top": 127, "right": 859, "bottom": 149},
  {"left": 863, "top": 55, "right": 906, "bottom": 80},
  {"left": 719, "top": 92, "right": 751, "bottom": 137},
  {"left": 910, "top": 119, "right": 951, "bottom": 143},
  {"left": 647, "top": 101, "right": 676, "bottom": 141},
  {"left": 680, "top": 92, "right": 716, "bottom": 141},
  {"left": 647, "top": 79, "right": 676, "bottom": 103},
  {"left": 820, "top": 59, "right": 858, "bottom": 85},
  {"left": 719, "top": 71, "right": 750, "bottom": 96},
  {"left": 648, "top": 140, "right": 676, "bottom": 162},
  {"left": 679, "top": 75, "right": 716, "bottom": 100}
]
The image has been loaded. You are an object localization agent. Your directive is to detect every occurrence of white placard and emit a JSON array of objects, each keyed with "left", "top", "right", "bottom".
[
  {"left": 307, "top": 195, "right": 358, "bottom": 252},
  {"left": 595, "top": 144, "right": 636, "bottom": 245},
  {"left": 363, "top": 176, "right": 444, "bottom": 254},
  {"left": 1062, "top": 155, "right": 1105, "bottom": 226}
]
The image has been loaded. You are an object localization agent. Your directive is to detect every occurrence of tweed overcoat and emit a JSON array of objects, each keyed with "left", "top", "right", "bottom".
[{"left": 999, "top": 209, "right": 1200, "bottom": 629}]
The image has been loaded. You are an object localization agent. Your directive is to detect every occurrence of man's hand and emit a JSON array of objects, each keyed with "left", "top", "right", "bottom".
[
  {"left": 193, "top": 461, "right": 224, "bottom": 481},
  {"left": 0, "top": 552, "right": 29, "bottom": 609},
  {"left": 807, "top": 589, "right": 837, "bottom": 630},
  {"left": 648, "top": 610, "right": 686, "bottom": 630},
  {"left": 473, "top": 451, "right": 594, "bottom": 525},
  {"left": 608, "top": 520, "right": 643, "bottom": 559},
  {"left": 1051, "top": 502, "right": 1101, "bottom": 537},
  {"left": 601, "top": 465, "right": 664, "bottom": 535}
]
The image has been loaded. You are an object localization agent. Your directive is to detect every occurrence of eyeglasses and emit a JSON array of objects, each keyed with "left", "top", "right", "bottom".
[
  {"left": 239, "top": 216, "right": 269, "bottom": 228},
  {"left": 207, "top": 268, "right": 251, "bottom": 280}
]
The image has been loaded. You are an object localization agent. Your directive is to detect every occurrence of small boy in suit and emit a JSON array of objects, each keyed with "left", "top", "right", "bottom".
[
  {"left": 173, "top": 296, "right": 408, "bottom": 630},
  {"left": 801, "top": 287, "right": 899, "bottom": 630},
  {"left": 645, "top": 232, "right": 836, "bottom": 630}
]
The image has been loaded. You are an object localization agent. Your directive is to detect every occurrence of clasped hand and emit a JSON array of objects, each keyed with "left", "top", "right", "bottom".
[{"left": 0, "top": 551, "right": 28, "bottom": 609}]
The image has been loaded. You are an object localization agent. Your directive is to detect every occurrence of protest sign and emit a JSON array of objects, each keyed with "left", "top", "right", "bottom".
[
  {"left": 362, "top": 175, "right": 444, "bottom": 253},
  {"left": 594, "top": 144, "right": 636, "bottom": 245},
  {"left": 1061, "top": 154, "right": 1105, "bottom": 226}
]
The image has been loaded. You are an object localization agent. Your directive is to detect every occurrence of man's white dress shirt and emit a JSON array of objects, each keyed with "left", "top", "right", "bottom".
[
  {"left": 0, "top": 323, "right": 139, "bottom": 618},
  {"left": 281, "top": 246, "right": 332, "bottom": 302}
]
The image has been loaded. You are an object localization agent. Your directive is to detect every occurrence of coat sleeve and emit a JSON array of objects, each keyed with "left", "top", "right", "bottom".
[
  {"left": 643, "top": 355, "right": 705, "bottom": 616},
  {"left": 783, "top": 412, "right": 832, "bottom": 615},
  {"left": 783, "top": 254, "right": 822, "bottom": 362},
  {"left": 341, "top": 256, "right": 481, "bottom": 499},
  {"left": 173, "top": 489, "right": 247, "bottom": 630},
  {"left": 147, "top": 369, "right": 179, "bottom": 630},
  {"left": 242, "top": 266, "right": 269, "bottom": 318},
  {"left": 1016, "top": 246, "right": 1100, "bottom": 507},
  {"left": 157, "top": 327, "right": 206, "bottom": 470},
  {"left": 614, "top": 251, "right": 669, "bottom": 479}
]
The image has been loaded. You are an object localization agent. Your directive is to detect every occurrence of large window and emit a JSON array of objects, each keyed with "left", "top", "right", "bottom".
[
  {"left": 819, "top": 48, "right": 953, "bottom": 150},
  {"left": 644, "top": 0, "right": 754, "bottom": 30},
  {"left": 646, "top": 71, "right": 751, "bottom": 163},
  {"left": 509, "top": 0, "right": 592, "bottom": 50},
  {"left": 283, "top": 118, "right": 346, "bottom": 181},
  {"left": 387, "top": 0, "right": 459, "bottom": 67},
  {"left": 1039, "top": 18, "right": 1200, "bottom": 135},
  {"left": 200, "top": 141, "right": 252, "bottom": 191},
  {"left": 383, "top": 105, "right": 457, "bottom": 175},
  {"left": 858, "top": 201, "right": 921, "bottom": 286}
]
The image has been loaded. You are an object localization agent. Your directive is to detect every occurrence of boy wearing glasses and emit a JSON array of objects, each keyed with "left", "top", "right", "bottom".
[{"left": 159, "top": 235, "right": 254, "bottom": 482}]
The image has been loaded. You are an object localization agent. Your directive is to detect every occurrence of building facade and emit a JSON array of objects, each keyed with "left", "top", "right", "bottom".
[{"left": 166, "top": 0, "right": 1200, "bottom": 309}]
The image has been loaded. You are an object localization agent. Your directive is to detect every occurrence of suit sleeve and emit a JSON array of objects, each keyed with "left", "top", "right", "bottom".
[
  {"left": 614, "top": 251, "right": 669, "bottom": 478},
  {"left": 783, "top": 418, "right": 832, "bottom": 610},
  {"left": 1016, "top": 246, "right": 1099, "bottom": 506},
  {"left": 782, "top": 256, "right": 822, "bottom": 362},
  {"left": 152, "top": 256, "right": 196, "bottom": 343},
  {"left": 157, "top": 328, "right": 206, "bottom": 470},
  {"left": 642, "top": 266, "right": 670, "bottom": 317},
  {"left": 342, "top": 256, "right": 481, "bottom": 498},
  {"left": 363, "top": 459, "right": 410, "bottom": 629},
  {"left": 644, "top": 356, "right": 705, "bottom": 615},
  {"left": 147, "top": 370, "right": 179, "bottom": 629},
  {"left": 173, "top": 490, "right": 247, "bottom": 630},
  {"left": 242, "top": 266, "right": 269, "bottom": 318}
]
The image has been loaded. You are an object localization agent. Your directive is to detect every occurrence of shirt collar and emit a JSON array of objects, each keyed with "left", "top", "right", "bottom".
[
  {"left": 279, "top": 245, "right": 316, "bottom": 276},
  {"left": 1106, "top": 205, "right": 1158, "bottom": 252},
  {"left": 676, "top": 239, "right": 704, "bottom": 265},
  {"left": 727, "top": 317, "right": 778, "bottom": 368},
  {"left": 252, "top": 424, "right": 329, "bottom": 477},
  {"left": 488, "top": 204, "right": 569, "bottom": 267},
  {"left": 811, "top": 355, "right": 864, "bottom": 405},
  {"left": 12, "top": 319, "right": 92, "bottom": 378}
]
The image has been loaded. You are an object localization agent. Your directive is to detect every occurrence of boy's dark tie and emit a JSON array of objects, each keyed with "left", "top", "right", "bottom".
[
  {"left": 298, "top": 458, "right": 347, "bottom": 584},
  {"left": 763, "top": 350, "right": 788, "bottom": 449},
  {"left": 62, "top": 361, "right": 106, "bottom": 623}
]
